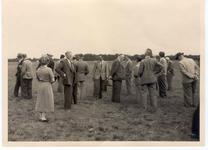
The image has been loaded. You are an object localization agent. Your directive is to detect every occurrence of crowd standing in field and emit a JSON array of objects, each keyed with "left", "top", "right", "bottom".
[{"left": 13, "top": 48, "right": 200, "bottom": 139}]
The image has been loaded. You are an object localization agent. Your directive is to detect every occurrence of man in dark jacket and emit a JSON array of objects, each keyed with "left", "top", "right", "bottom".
[
  {"left": 138, "top": 49, "right": 164, "bottom": 109},
  {"left": 55, "top": 51, "right": 77, "bottom": 110},
  {"left": 109, "top": 54, "right": 125, "bottom": 103},
  {"left": 37, "top": 54, "right": 54, "bottom": 72},
  {"left": 14, "top": 53, "right": 24, "bottom": 97}
]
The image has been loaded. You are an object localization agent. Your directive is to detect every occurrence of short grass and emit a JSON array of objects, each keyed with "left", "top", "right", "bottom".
[{"left": 8, "top": 60, "right": 200, "bottom": 141}]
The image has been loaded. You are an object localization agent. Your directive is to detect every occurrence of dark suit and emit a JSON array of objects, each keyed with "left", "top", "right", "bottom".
[
  {"left": 14, "top": 59, "right": 24, "bottom": 97},
  {"left": 37, "top": 60, "right": 55, "bottom": 72},
  {"left": 138, "top": 56, "right": 164, "bottom": 108},
  {"left": 55, "top": 59, "right": 77, "bottom": 109},
  {"left": 110, "top": 58, "right": 126, "bottom": 103}
]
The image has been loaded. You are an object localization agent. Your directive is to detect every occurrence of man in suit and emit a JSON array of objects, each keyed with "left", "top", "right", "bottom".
[
  {"left": 37, "top": 53, "right": 55, "bottom": 72},
  {"left": 109, "top": 54, "right": 125, "bottom": 103},
  {"left": 124, "top": 56, "right": 133, "bottom": 96},
  {"left": 55, "top": 54, "right": 65, "bottom": 93},
  {"left": 92, "top": 54, "right": 109, "bottom": 100},
  {"left": 21, "top": 54, "right": 34, "bottom": 99},
  {"left": 14, "top": 53, "right": 24, "bottom": 97},
  {"left": 138, "top": 49, "right": 164, "bottom": 109},
  {"left": 74, "top": 54, "right": 89, "bottom": 100},
  {"left": 176, "top": 52, "right": 199, "bottom": 107},
  {"left": 55, "top": 51, "right": 77, "bottom": 110},
  {"left": 158, "top": 51, "right": 168, "bottom": 99},
  {"left": 165, "top": 57, "right": 174, "bottom": 91}
]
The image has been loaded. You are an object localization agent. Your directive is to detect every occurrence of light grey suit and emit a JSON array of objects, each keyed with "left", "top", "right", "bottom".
[
  {"left": 92, "top": 60, "right": 108, "bottom": 99},
  {"left": 125, "top": 59, "right": 132, "bottom": 95}
]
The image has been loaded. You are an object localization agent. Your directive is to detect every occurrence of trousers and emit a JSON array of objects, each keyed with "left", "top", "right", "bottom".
[
  {"left": 93, "top": 77, "right": 105, "bottom": 99},
  {"left": 158, "top": 74, "right": 167, "bottom": 97},
  {"left": 140, "top": 83, "right": 157, "bottom": 108},
  {"left": 77, "top": 81, "right": 86, "bottom": 100},
  {"left": 14, "top": 76, "right": 21, "bottom": 97},
  {"left": 112, "top": 80, "right": 122, "bottom": 103},
  {"left": 21, "top": 78, "right": 33, "bottom": 99},
  {"left": 57, "top": 76, "right": 64, "bottom": 93},
  {"left": 64, "top": 84, "right": 77, "bottom": 109},
  {"left": 125, "top": 78, "right": 132, "bottom": 95},
  {"left": 167, "top": 72, "right": 174, "bottom": 91},
  {"left": 183, "top": 80, "right": 198, "bottom": 107}
]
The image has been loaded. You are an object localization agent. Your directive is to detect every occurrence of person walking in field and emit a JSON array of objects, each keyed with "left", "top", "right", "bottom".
[
  {"left": 73, "top": 54, "right": 89, "bottom": 100},
  {"left": 55, "top": 54, "right": 65, "bottom": 93},
  {"left": 14, "top": 53, "right": 24, "bottom": 97},
  {"left": 21, "top": 54, "right": 34, "bottom": 99},
  {"left": 165, "top": 57, "right": 174, "bottom": 91},
  {"left": 109, "top": 54, "right": 126, "bottom": 103},
  {"left": 124, "top": 56, "right": 133, "bottom": 96},
  {"left": 175, "top": 52, "right": 199, "bottom": 107},
  {"left": 138, "top": 49, "right": 164, "bottom": 109},
  {"left": 92, "top": 54, "right": 109, "bottom": 100},
  {"left": 133, "top": 55, "right": 142, "bottom": 102},
  {"left": 158, "top": 51, "right": 168, "bottom": 99},
  {"left": 35, "top": 55, "right": 55, "bottom": 122},
  {"left": 55, "top": 51, "right": 77, "bottom": 110}
]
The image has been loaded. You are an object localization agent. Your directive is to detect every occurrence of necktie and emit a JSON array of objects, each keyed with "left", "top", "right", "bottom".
[{"left": 100, "top": 61, "right": 102, "bottom": 69}]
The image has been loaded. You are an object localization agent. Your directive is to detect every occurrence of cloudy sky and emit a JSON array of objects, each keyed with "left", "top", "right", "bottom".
[{"left": 3, "top": 0, "right": 203, "bottom": 59}]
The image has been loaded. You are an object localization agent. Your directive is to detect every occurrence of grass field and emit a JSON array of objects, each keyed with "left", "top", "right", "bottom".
[{"left": 8, "top": 60, "right": 200, "bottom": 141}]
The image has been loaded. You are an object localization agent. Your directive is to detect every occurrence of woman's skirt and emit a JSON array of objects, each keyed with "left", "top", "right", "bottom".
[{"left": 35, "top": 82, "right": 54, "bottom": 112}]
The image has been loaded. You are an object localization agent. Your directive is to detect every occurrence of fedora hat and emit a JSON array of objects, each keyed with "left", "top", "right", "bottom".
[
  {"left": 175, "top": 52, "right": 184, "bottom": 60},
  {"left": 47, "top": 54, "right": 53, "bottom": 57},
  {"left": 17, "top": 53, "right": 22, "bottom": 58}
]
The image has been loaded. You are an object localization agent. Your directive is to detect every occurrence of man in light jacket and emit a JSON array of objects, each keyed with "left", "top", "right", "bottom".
[
  {"left": 92, "top": 54, "right": 108, "bottom": 100},
  {"left": 21, "top": 54, "right": 34, "bottom": 99},
  {"left": 176, "top": 52, "right": 199, "bottom": 107}
]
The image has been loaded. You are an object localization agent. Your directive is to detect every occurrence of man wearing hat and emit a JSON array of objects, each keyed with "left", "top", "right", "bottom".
[
  {"left": 176, "top": 52, "right": 199, "bottom": 107},
  {"left": 73, "top": 54, "right": 89, "bottom": 100},
  {"left": 14, "top": 53, "right": 24, "bottom": 97},
  {"left": 21, "top": 54, "right": 34, "bottom": 99},
  {"left": 37, "top": 54, "right": 55, "bottom": 72},
  {"left": 158, "top": 51, "right": 168, "bottom": 99},
  {"left": 55, "top": 54, "right": 65, "bottom": 93}
]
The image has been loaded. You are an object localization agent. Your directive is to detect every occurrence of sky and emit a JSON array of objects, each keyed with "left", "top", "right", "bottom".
[{"left": 3, "top": 0, "right": 204, "bottom": 59}]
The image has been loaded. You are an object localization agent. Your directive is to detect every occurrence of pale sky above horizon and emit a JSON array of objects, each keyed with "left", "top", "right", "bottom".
[{"left": 3, "top": 0, "right": 204, "bottom": 59}]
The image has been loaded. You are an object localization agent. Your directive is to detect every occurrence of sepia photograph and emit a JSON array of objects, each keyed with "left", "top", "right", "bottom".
[{"left": 2, "top": 0, "right": 205, "bottom": 147}]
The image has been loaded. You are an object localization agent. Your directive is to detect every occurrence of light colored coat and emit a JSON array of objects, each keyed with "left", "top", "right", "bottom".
[
  {"left": 179, "top": 57, "right": 199, "bottom": 83},
  {"left": 21, "top": 59, "right": 34, "bottom": 79},
  {"left": 92, "top": 60, "right": 108, "bottom": 80}
]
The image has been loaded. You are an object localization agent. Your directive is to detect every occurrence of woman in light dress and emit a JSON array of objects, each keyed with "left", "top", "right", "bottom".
[{"left": 35, "top": 55, "right": 55, "bottom": 122}]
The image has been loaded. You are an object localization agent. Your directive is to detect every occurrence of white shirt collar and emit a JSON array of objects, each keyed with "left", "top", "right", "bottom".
[{"left": 145, "top": 56, "right": 150, "bottom": 59}]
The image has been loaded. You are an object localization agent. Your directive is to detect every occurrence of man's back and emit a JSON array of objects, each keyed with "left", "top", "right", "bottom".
[
  {"left": 138, "top": 57, "right": 162, "bottom": 85},
  {"left": 74, "top": 60, "right": 89, "bottom": 82},
  {"left": 22, "top": 60, "right": 34, "bottom": 79}
]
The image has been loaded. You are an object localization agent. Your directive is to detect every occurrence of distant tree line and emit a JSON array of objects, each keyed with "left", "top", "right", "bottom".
[{"left": 8, "top": 54, "right": 200, "bottom": 62}]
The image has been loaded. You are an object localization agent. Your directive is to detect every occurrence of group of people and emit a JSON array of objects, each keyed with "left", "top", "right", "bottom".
[{"left": 13, "top": 49, "right": 200, "bottom": 125}]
